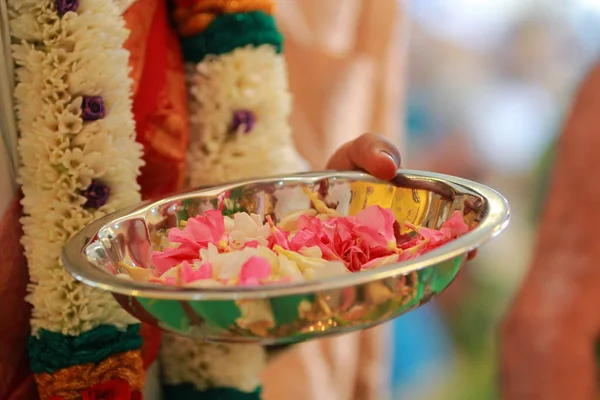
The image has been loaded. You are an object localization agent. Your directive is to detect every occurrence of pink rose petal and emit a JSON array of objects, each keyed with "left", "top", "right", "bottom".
[
  {"left": 440, "top": 210, "right": 469, "bottom": 238},
  {"left": 356, "top": 205, "right": 396, "bottom": 243},
  {"left": 181, "top": 261, "right": 213, "bottom": 283},
  {"left": 266, "top": 215, "right": 290, "bottom": 249},
  {"left": 168, "top": 209, "right": 225, "bottom": 247},
  {"left": 239, "top": 256, "right": 272, "bottom": 285},
  {"left": 353, "top": 225, "right": 388, "bottom": 249},
  {"left": 151, "top": 246, "right": 198, "bottom": 275},
  {"left": 243, "top": 240, "right": 261, "bottom": 248}
]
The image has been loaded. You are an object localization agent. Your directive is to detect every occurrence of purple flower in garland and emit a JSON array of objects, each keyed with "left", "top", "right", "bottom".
[
  {"left": 81, "top": 96, "right": 106, "bottom": 121},
  {"left": 82, "top": 181, "right": 110, "bottom": 209},
  {"left": 231, "top": 110, "right": 256, "bottom": 134},
  {"left": 55, "top": 0, "right": 79, "bottom": 16}
]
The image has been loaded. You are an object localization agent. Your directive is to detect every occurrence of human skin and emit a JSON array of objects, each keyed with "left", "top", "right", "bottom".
[
  {"left": 0, "top": 133, "right": 402, "bottom": 400},
  {"left": 501, "top": 64, "right": 600, "bottom": 399}
]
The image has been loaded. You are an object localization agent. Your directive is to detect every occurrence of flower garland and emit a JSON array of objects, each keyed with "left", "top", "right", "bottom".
[
  {"left": 9, "top": 0, "right": 309, "bottom": 397},
  {"left": 8, "top": 0, "right": 146, "bottom": 398},
  {"left": 159, "top": 2, "right": 305, "bottom": 398},
  {"left": 185, "top": 43, "right": 305, "bottom": 186}
]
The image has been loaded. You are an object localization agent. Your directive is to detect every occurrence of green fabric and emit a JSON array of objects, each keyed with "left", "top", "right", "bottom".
[
  {"left": 28, "top": 324, "right": 142, "bottom": 374},
  {"left": 163, "top": 384, "right": 262, "bottom": 400},
  {"left": 180, "top": 12, "right": 283, "bottom": 64}
]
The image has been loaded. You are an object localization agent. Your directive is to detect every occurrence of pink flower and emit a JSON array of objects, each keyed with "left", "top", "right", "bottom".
[
  {"left": 151, "top": 246, "right": 197, "bottom": 275},
  {"left": 181, "top": 261, "right": 213, "bottom": 283},
  {"left": 168, "top": 209, "right": 225, "bottom": 247},
  {"left": 401, "top": 211, "right": 469, "bottom": 257},
  {"left": 266, "top": 215, "right": 290, "bottom": 249},
  {"left": 345, "top": 242, "right": 371, "bottom": 272},
  {"left": 355, "top": 205, "right": 397, "bottom": 249},
  {"left": 289, "top": 215, "right": 339, "bottom": 260},
  {"left": 296, "top": 213, "right": 323, "bottom": 233},
  {"left": 440, "top": 210, "right": 469, "bottom": 238},
  {"left": 239, "top": 256, "right": 272, "bottom": 286},
  {"left": 288, "top": 206, "right": 399, "bottom": 271},
  {"left": 151, "top": 210, "right": 225, "bottom": 274}
]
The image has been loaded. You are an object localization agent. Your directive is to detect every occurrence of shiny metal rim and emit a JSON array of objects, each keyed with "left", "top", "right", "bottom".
[{"left": 62, "top": 170, "right": 510, "bottom": 300}]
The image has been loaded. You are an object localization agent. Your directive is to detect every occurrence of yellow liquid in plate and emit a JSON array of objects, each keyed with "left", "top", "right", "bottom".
[{"left": 348, "top": 181, "right": 429, "bottom": 233}]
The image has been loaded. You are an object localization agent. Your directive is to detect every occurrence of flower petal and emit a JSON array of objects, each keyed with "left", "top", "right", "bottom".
[
  {"left": 440, "top": 210, "right": 469, "bottom": 238},
  {"left": 239, "top": 256, "right": 272, "bottom": 285},
  {"left": 361, "top": 254, "right": 399, "bottom": 270},
  {"left": 150, "top": 246, "right": 197, "bottom": 275},
  {"left": 356, "top": 205, "right": 396, "bottom": 243}
]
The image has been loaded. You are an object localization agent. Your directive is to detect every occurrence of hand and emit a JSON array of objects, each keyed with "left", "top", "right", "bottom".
[
  {"left": 326, "top": 133, "right": 477, "bottom": 261},
  {"left": 325, "top": 133, "right": 401, "bottom": 180}
]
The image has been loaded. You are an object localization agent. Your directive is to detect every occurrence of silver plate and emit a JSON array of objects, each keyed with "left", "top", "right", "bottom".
[{"left": 62, "top": 170, "right": 510, "bottom": 344}]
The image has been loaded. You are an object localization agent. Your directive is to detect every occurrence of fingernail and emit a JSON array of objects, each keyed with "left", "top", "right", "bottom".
[{"left": 380, "top": 150, "right": 399, "bottom": 167}]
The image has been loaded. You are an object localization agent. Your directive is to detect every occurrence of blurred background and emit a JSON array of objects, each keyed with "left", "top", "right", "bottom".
[{"left": 391, "top": 0, "right": 600, "bottom": 398}]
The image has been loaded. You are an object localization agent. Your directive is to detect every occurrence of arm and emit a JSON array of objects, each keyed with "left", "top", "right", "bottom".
[
  {"left": 501, "top": 62, "right": 600, "bottom": 399},
  {"left": 280, "top": 0, "right": 406, "bottom": 169}
]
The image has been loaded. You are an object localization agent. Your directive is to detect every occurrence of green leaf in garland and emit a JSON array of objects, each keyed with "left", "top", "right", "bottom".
[
  {"left": 28, "top": 324, "right": 143, "bottom": 374},
  {"left": 180, "top": 11, "right": 284, "bottom": 64}
]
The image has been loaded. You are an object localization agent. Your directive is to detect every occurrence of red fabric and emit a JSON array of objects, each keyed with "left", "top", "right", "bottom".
[
  {"left": 139, "top": 324, "right": 161, "bottom": 370},
  {"left": 128, "top": 0, "right": 190, "bottom": 200},
  {"left": 124, "top": 0, "right": 190, "bottom": 370},
  {"left": 0, "top": 193, "right": 37, "bottom": 400}
]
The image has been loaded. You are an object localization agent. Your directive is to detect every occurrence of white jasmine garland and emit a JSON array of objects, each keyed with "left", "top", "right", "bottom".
[
  {"left": 160, "top": 334, "right": 267, "bottom": 392},
  {"left": 11, "top": 0, "right": 308, "bottom": 394},
  {"left": 185, "top": 45, "right": 306, "bottom": 187},
  {"left": 161, "top": 45, "right": 308, "bottom": 393},
  {"left": 8, "top": 0, "right": 143, "bottom": 335}
]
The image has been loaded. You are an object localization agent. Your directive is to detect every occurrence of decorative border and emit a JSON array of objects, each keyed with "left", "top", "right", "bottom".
[{"left": 8, "top": 0, "right": 145, "bottom": 398}]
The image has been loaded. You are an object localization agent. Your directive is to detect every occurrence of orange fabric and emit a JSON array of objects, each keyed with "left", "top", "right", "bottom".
[
  {"left": 124, "top": 0, "right": 190, "bottom": 200},
  {"left": 123, "top": 0, "right": 190, "bottom": 368}
]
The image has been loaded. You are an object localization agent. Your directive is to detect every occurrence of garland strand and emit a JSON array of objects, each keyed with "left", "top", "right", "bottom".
[
  {"left": 8, "top": 0, "right": 146, "bottom": 397},
  {"left": 180, "top": 11, "right": 283, "bottom": 63},
  {"left": 159, "top": 3, "right": 306, "bottom": 398}
]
